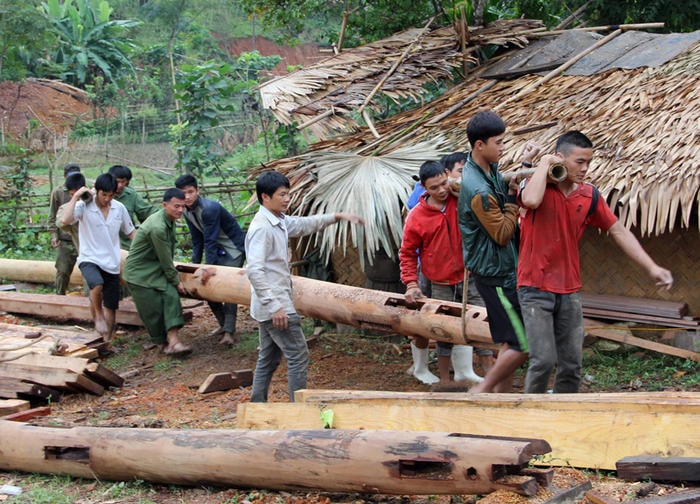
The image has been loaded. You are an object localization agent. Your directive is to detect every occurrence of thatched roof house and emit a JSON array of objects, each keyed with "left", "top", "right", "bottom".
[{"left": 257, "top": 24, "right": 700, "bottom": 312}]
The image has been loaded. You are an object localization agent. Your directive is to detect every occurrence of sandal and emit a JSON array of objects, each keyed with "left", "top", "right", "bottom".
[{"left": 163, "top": 342, "right": 192, "bottom": 356}]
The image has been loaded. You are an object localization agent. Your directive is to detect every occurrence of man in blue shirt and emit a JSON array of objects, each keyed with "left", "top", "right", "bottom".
[{"left": 175, "top": 174, "right": 246, "bottom": 345}]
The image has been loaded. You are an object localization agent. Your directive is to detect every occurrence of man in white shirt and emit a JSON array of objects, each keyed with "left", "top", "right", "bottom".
[
  {"left": 62, "top": 173, "right": 135, "bottom": 343},
  {"left": 245, "top": 170, "right": 364, "bottom": 402}
]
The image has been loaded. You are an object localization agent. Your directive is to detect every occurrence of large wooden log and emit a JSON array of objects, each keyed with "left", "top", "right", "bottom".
[
  {"left": 237, "top": 390, "right": 700, "bottom": 471},
  {"left": 0, "top": 259, "right": 83, "bottom": 287},
  {"left": 175, "top": 263, "right": 493, "bottom": 346},
  {"left": 0, "top": 420, "right": 551, "bottom": 495},
  {"left": 0, "top": 258, "right": 493, "bottom": 346}
]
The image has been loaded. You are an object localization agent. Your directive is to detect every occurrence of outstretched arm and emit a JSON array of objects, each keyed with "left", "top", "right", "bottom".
[{"left": 607, "top": 221, "right": 673, "bottom": 289}]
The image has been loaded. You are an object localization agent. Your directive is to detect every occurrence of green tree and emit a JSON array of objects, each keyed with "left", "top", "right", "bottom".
[
  {"left": 170, "top": 60, "right": 236, "bottom": 179},
  {"left": 0, "top": 0, "right": 52, "bottom": 80},
  {"left": 38, "top": 0, "right": 141, "bottom": 86}
]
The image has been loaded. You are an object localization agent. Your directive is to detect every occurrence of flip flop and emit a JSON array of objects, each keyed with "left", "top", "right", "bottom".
[{"left": 163, "top": 342, "right": 192, "bottom": 356}]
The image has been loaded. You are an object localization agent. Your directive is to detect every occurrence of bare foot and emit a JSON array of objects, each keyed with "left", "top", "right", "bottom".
[
  {"left": 163, "top": 342, "right": 192, "bottom": 356},
  {"left": 218, "top": 332, "right": 238, "bottom": 345}
]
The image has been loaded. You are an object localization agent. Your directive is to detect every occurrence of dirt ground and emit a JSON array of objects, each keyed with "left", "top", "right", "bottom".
[{"left": 1, "top": 303, "right": 698, "bottom": 504}]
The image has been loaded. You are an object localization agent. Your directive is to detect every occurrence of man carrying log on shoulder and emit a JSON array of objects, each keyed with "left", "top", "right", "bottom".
[
  {"left": 61, "top": 173, "right": 135, "bottom": 344},
  {"left": 517, "top": 130, "right": 673, "bottom": 393}
]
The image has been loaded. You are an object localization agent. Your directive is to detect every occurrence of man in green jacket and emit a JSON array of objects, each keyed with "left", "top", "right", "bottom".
[
  {"left": 457, "top": 110, "right": 539, "bottom": 393},
  {"left": 124, "top": 188, "right": 191, "bottom": 356},
  {"left": 108, "top": 165, "right": 158, "bottom": 250}
]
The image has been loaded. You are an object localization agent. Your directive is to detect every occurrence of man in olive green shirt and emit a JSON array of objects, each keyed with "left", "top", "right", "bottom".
[
  {"left": 123, "top": 188, "right": 191, "bottom": 355},
  {"left": 48, "top": 163, "right": 81, "bottom": 294},
  {"left": 108, "top": 165, "right": 158, "bottom": 250}
]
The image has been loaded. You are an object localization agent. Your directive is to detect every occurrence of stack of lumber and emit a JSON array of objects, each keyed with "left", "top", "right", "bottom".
[
  {"left": 582, "top": 293, "right": 699, "bottom": 329},
  {"left": 0, "top": 322, "right": 123, "bottom": 402}
]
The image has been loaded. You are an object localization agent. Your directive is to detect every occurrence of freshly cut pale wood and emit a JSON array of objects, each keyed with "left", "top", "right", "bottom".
[
  {"left": 0, "top": 356, "right": 104, "bottom": 394},
  {"left": 237, "top": 391, "right": 700, "bottom": 470},
  {"left": 0, "top": 322, "right": 99, "bottom": 355},
  {"left": 616, "top": 456, "right": 700, "bottom": 482},
  {"left": 0, "top": 421, "right": 550, "bottom": 496},
  {"left": 0, "top": 398, "right": 30, "bottom": 415}
]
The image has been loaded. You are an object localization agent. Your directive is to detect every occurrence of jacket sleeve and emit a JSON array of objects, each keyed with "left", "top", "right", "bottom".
[
  {"left": 398, "top": 215, "right": 420, "bottom": 286},
  {"left": 471, "top": 192, "right": 519, "bottom": 246},
  {"left": 134, "top": 193, "right": 158, "bottom": 223}
]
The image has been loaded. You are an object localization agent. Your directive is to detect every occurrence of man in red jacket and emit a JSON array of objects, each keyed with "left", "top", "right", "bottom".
[{"left": 399, "top": 160, "right": 483, "bottom": 385}]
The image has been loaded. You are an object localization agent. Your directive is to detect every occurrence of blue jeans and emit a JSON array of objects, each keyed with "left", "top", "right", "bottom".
[
  {"left": 518, "top": 287, "right": 584, "bottom": 393},
  {"left": 250, "top": 313, "right": 309, "bottom": 402}
]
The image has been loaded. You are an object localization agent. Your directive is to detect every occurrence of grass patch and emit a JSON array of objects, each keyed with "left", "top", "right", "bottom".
[{"left": 583, "top": 348, "right": 699, "bottom": 390}]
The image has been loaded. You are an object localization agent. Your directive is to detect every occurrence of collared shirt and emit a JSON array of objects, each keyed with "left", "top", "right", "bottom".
[
  {"left": 115, "top": 186, "right": 158, "bottom": 250},
  {"left": 245, "top": 206, "right": 336, "bottom": 322},
  {"left": 71, "top": 199, "right": 135, "bottom": 274},
  {"left": 517, "top": 181, "right": 617, "bottom": 293},
  {"left": 124, "top": 209, "right": 179, "bottom": 290},
  {"left": 183, "top": 196, "right": 245, "bottom": 265}
]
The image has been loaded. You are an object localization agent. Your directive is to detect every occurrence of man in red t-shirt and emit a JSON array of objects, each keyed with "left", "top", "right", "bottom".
[{"left": 517, "top": 130, "right": 673, "bottom": 393}]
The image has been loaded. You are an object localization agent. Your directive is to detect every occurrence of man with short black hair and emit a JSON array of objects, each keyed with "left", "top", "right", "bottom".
[
  {"left": 108, "top": 164, "right": 158, "bottom": 250},
  {"left": 518, "top": 130, "right": 673, "bottom": 393},
  {"left": 124, "top": 188, "right": 192, "bottom": 356},
  {"left": 175, "top": 173, "right": 246, "bottom": 345},
  {"left": 62, "top": 173, "right": 135, "bottom": 343}
]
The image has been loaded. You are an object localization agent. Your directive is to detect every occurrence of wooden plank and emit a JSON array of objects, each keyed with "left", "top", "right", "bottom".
[
  {"left": 1, "top": 406, "right": 51, "bottom": 422},
  {"left": 584, "top": 309, "right": 699, "bottom": 329},
  {"left": 581, "top": 293, "right": 688, "bottom": 318},
  {"left": 626, "top": 490, "right": 700, "bottom": 504},
  {"left": 84, "top": 362, "right": 124, "bottom": 388},
  {"left": 0, "top": 377, "right": 61, "bottom": 402},
  {"left": 237, "top": 391, "right": 700, "bottom": 470},
  {"left": 584, "top": 318, "right": 700, "bottom": 361},
  {"left": 198, "top": 369, "right": 253, "bottom": 394},
  {"left": 0, "top": 323, "right": 98, "bottom": 355},
  {"left": 2, "top": 353, "right": 90, "bottom": 374},
  {"left": 0, "top": 398, "right": 30, "bottom": 415},
  {"left": 0, "top": 292, "right": 144, "bottom": 326},
  {"left": 616, "top": 456, "right": 700, "bottom": 482}
]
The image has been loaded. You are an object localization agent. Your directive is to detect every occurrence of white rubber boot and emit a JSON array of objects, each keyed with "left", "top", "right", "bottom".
[
  {"left": 452, "top": 345, "right": 484, "bottom": 383},
  {"left": 410, "top": 341, "right": 439, "bottom": 385}
]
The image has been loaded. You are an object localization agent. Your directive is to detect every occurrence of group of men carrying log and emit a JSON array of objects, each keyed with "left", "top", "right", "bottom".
[
  {"left": 399, "top": 110, "right": 672, "bottom": 394},
  {"left": 48, "top": 109, "right": 673, "bottom": 400}
]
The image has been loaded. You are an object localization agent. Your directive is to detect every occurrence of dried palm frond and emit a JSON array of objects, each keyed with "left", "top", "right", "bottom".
[{"left": 289, "top": 137, "right": 454, "bottom": 268}]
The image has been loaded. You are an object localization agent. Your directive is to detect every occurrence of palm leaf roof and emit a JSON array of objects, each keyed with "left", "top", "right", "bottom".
[{"left": 254, "top": 24, "right": 700, "bottom": 266}]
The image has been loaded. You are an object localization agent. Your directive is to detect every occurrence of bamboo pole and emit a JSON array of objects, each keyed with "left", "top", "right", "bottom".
[
  {"left": 357, "top": 17, "right": 435, "bottom": 115},
  {"left": 495, "top": 28, "right": 624, "bottom": 111},
  {"left": 525, "top": 22, "right": 665, "bottom": 38}
]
